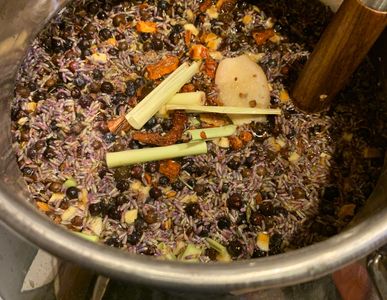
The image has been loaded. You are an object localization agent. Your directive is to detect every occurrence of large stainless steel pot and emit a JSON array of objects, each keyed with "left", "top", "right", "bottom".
[{"left": 0, "top": 0, "right": 386, "bottom": 293}]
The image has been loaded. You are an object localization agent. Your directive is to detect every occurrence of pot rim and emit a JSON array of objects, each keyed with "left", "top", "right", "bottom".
[
  {"left": 1, "top": 180, "right": 387, "bottom": 292},
  {"left": 1, "top": 0, "right": 387, "bottom": 292}
]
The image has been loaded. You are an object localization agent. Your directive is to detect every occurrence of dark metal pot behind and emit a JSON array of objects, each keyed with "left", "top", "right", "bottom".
[{"left": 0, "top": 0, "right": 386, "bottom": 293}]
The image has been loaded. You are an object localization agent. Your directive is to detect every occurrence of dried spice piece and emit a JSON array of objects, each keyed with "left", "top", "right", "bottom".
[
  {"left": 229, "top": 136, "right": 243, "bottom": 150},
  {"left": 159, "top": 160, "right": 181, "bottom": 182},
  {"left": 184, "top": 30, "right": 192, "bottom": 46},
  {"left": 189, "top": 44, "right": 208, "bottom": 60},
  {"left": 132, "top": 111, "right": 187, "bottom": 146},
  {"left": 36, "top": 201, "right": 50, "bottom": 212},
  {"left": 146, "top": 55, "right": 179, "bottom": 80},
  {"left": 200, "top": 0, "right": 212, "bottom": 12},
  {"left": 239, "top": 131, "right": 253, "bottom": 143},
  {"left": 199, "top": 113, "right": 228, "bottom": 126},
  {"left": 107, "top": 115, "right": 131, "bottom": 134},
  {"left": 204, "top": 57, "right": 217, "bottom": 78},
  {"left": 136, "top": 21, "right": 157, "bottom": 33},
  {"left": 252, "top": 29, "right": 275, "bottom": 46}
]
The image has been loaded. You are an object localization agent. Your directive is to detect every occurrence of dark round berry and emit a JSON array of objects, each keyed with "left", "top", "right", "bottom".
[
  {"left": 88, "top": 82, "right": 100, "bottom": 93},
  {"left": 87, "top": 2, "right": 99, "bottom": 14},
  {"left": 217, "top": 216, "right": 230, "bottom": 229},
  {"left": 149, "top": 187, "right": 162, "bottom": 199},
  {"left": 127, "top": 231, "right": 142, "bottom": 245},
  {"left": 172, "top": 180, "right": 184, "bottom": 191},
  {"left": 100, "top": 81, "right": 114, "bottom": 94},
  {"left": 32, "top": 91, "right": 46, "bottom": 101},
  {"left": 99, "top": 28, "right": 113, "bottom": 41},
  {"left": 97, "top": 11, "right": 108, "bottom": 20},
  {"left": 250, "top": 211, "right": 264, "bottom": 226},
  {"left": 74, "top": 76, "right": 86, "bottom": 88},
  {"left": 77, "top": 39, "right": 90, "bottom": 50},
  {"left": 269, "top": 233, "right": 283, "bottom": 252},
  {"left": 151, "top": 37, "right": 164, "bottom": 50},
  {"left": 92, "top": 69, "right": 103, "bottom": 80},
  {"left": 125, "top": 80, "right": 136, "bottom": 97},
  {"left": 159, "top": 176, "right": 169, "bottom": 185},
  {"left": 157, "top": 0, "right": 169, "bottom": 11},
  {"left": 115, "top": 32, "right": 125, "bottom": 41},
  {"left": 105, "top": 236, "right": 121, "bottom": 247},
  {"left": 145, "top": 161, "right": 159, "bottom": 173},
  {"left": 108, "top": 48, "right": 119, "bottom": 56},
  {"left": 227, "top": 193, "right": 243, "bottom": 210},
  {"left": 227, "top": 158, "right": 241, "bottom": 170},
  {"left": 194, "top": 184, "right": 206, "bottom": 196},
  {"left": 135, "top": 217, "right": 148, "bottom": 232},
  {"left": 43, "top": 147, "right": 56, "bottom": 159},
  {"left": 259, "top": 202, "right": 275, "bottom": 216},
  {"left": 113, "top": 14, "right": 126, "bottom": 27},
  {"left": 161, "top": 119, "right": 173, "bottom": 131},
  {"left": 187, "top": 178, "right": 196, "bottom": 188},
  {"left": 130, "top": 165, "right": 143, "bottom": 180},
  {"left": 71, "top": 88, "right": 81, "bottom": 98},
  {"left": 185, "top": 202, "right": 201, "bottom": 217},
  {"left": 27, "top": 146, "right": 38, "bottom": 159},
  {"left": 185, "top": 164, "right": 198, "bottom": 175},
  {"left": 49, "top": 182, "right": 62, "bottom": 193},
  {"left": 143, "top": 208, "right": 158, "bottom": 224},
  {"left": 16, "top": 85, "right": 31, "bottom": 98},
  {"left": 252, "top": 249, "right": 267, "bottom": 258},
  {"left": 22, "top": 167, "right": 35, "bottom": 177},
  {"left": 66, "top": 186, "right": 79, "bottom": 199},
  {"left": 115, "top": 195, "right": 128, "bottom": 206},
  {"left": 112, "top": 93, "right": 127, "bottom": 105},
  {"left": 89, "top": 202, "right": 103, "bottom": 216},
  {"left": 230, "top": 41, "right": 239, "bottom": 51},
  {"left": 128, "top": 139, "right": 141, "bottom": 149},
  {"left": 244, "top": 155, "right": 255, "bottom": 167},
  {"left": 116, "top": 180, "right": 129, "bottom": 192},
  {"left": 144, "top": 117, "right": 157, "bottom": 130},
  {"left": 78, "top": 95, "right": 93, "bottom": 108},
  {"left": 118, "top": 40, "right": 129, "bottom": 51},
  {"left": 227, "top": 240, "right": 244, "bottom": 257},
  {"left": 142, "top": 41, "right": 152, "bottom": 52},
  {"left": 205, "top": 248, "right": 218, "bottom": 261}
]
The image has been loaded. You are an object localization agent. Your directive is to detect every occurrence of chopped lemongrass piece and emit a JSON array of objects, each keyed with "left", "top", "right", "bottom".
[
  {"left": 165, "top": 105, "right": 281, "bottom": 115},
  {"left": 179, "top": 244, "right": 202, "bottom": 261},
  {"left": 206, "top": 238, "right": 231, "bottom": 262},
  {"left": 185, "top": 125, "right": 236, "bottom": 141},
  {"left": 125, "top": 61, "right": 201, "bottom": 129},
  {"left": 106, "top": 141, "right": 207, "bottom": 168},
  {"left": 124, "top": 209, "right": 138, "bottom": 225},
  {"left": 74, "top": 231, "right": 99, "bottom": 242},
  {"left": 158, "top": 91, "right": 206, "bottom": 116},
  {"left": 63, "top": 177, "right": 77, "bottom": 188}
]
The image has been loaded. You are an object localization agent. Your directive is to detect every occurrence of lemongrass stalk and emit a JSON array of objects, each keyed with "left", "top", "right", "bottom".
[
  {"left": 165, "top": 105, "right": 281, "bottom": 115},
  {"left": 106, "top": 141, "right": 207, "bottom": 168},
  {"left": 158, "top": 91, "right": 206, "bottom": 116},
  {"left": 125, "top": 61, "right": 201, "bottom": 129},
  {"left": 74, "top": 232, "right": 99, "bottom": 242},
  {"left": 186, "top": 125, "right": 236, "bottom": 141}
]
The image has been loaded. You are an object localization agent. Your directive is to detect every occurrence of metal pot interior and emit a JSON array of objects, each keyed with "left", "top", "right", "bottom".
[{"left": 0, "top": 0, "right": 386, "bottom": 292}]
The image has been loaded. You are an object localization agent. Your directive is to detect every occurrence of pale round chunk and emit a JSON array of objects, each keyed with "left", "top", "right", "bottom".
[{"left": 215, "top": 54, "right": 270, "bottom": 125}]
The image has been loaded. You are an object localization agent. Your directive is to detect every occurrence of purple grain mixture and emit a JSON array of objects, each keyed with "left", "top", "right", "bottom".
[{"left": 10, "top": 0, "right": 387, "bottom": 261}]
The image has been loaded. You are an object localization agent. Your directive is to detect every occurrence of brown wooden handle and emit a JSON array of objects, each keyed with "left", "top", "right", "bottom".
[{"left": 292, "top": 0, "right": 387, "bottom": 113}]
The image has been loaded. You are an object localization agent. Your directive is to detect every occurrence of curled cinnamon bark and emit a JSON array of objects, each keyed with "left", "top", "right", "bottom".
[{"left": 132, "top": 111, "right": 188, "bottom": 146}]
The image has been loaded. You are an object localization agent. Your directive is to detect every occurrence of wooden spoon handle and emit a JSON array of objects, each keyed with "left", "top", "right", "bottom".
[{"left": 292, "top": 0, "right": 387, "bottom": 113}]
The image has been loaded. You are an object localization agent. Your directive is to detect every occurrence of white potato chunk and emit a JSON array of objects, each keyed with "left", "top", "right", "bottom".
[{"left": 215, "top": 54, "right": 270, "bottom": 125}]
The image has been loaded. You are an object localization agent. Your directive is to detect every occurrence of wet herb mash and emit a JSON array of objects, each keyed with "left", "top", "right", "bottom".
[{"left": 11, "top": 0, "right": 386, "bottom": 261}]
